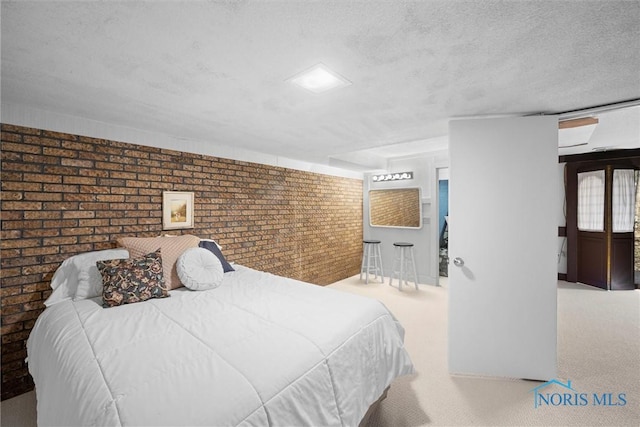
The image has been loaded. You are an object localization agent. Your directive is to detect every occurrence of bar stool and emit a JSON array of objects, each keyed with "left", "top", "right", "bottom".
[
  {"left": 389, "top": 242, "right": 419, "bottom": 291},
  {"left": 360, "top": 240, "right": 384, "bottom": 284}
]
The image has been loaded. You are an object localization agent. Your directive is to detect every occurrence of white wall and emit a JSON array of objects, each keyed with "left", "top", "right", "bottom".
[
  {"left": 363, "top": 151, "right": 448, "bottom": 285},
  {"left": 1, "top": 103, "right": 363, "bottom": 180}
]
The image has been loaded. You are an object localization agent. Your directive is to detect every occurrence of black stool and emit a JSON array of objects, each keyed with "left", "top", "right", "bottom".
[{"left": 389, "top": 242, "right": 418, "bottom": 291}]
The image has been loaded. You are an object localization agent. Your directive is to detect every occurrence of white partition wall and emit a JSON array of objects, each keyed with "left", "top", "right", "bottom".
[{"left": 448, "top": 116, "right": 558, "bottom": 380}]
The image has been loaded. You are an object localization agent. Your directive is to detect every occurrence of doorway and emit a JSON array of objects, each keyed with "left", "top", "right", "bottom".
[
  {"left": 563, "top": 149, "right": 640, "bottom": 290},
  {"left": 438, "top": 168, "right": 449, "bottom": 279}
]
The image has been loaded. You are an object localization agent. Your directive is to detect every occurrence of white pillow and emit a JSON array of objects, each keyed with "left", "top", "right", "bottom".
[
  {"left": 74, "top": 249, "right": 130, "bottom": 300},
  {"left": 176, "top": 247, "right": 224, "bottom": 291},
  {"left": 44, "top": 249, "right": 129, "bottom": 306}
]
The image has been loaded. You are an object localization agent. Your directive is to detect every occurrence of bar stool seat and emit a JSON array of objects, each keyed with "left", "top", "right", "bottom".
[
  {"left": 360, "top": 240, "right": 384, "bottom": 284},
  {"left": 389, "top": 242, "right": 419, "bottom": 291}
]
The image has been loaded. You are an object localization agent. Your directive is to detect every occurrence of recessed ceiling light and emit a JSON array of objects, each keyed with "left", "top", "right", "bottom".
[{"left": 288, "top": 63, "right": 351, "bottom": 94}]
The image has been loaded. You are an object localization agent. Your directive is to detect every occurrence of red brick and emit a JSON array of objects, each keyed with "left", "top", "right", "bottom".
[
  {"left": 2, "top": 293, "right": 41, "bottom": 307},
  {"left": 95, "top": 161, "right": 123, "bottom": 171},
  {"left": 42, "top": 165, "right": 75, "bottom": 176},
  {"left": 22, "top": 228, "right": 59, "bottom": 238},
  {"left": 42, "top": 146, "right": 76, "bottom": 157},
  {"left": 23, "top": 211, "right": 61, "bottom": 220},
  {"left": 0, "top": 142, "right": 40, "bottom": 154},
  {"left": 0, "top": 201, "right": 42, "bottom": 211},
  {"left": 42, "top": 219, "right": 78, "bottom": 229},
  {"left": 42, "top": 202, "right": 79, "bottom": 210},
  {"left": 62, "top": 210, "right": 95, "bottom": 219},
  {"left": 1, "top": 330, "right": 30, "bottom": 345},
  {"left": 63, "top": 176, "right": 97, "bottom": 185},
  {"left": 0, "top": 238, "right": 40, "bottom": 249},
  {"left": 22, "top": 154, "right": 59, "bottom": 165},
  {"left": 43, "top": 130, "right": 78, "bottom": 141},
  {"left": 23, "top": 192, "right": 62, "bottom": 202},
  {"left": 21, "top": 246, "right": 59, "bottom": 257},
  {"left": 78, "top": 168, "right": 109, "bottom": 178},
  {"left": 2, "top": 182, "right": 41, "bottom": 192},
  {"left": 63, "top": 193, "right": 97, "bottom": 202},
  {"left": 42, "top": 184, "right": 79, "bottom": 193},
  {"left": 22, "top": 173, "right": 62, "bottom": 184},
  {"left": 1, "top": 162, "right": 41, "bottom": 173},
  {"left": 0, "top": 191, "right": 24, "bottom": 201}
]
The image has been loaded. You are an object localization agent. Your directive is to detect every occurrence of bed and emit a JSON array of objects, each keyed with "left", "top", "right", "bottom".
[{"left": 27, "top": 236, "right": 414, "bottom": 426}]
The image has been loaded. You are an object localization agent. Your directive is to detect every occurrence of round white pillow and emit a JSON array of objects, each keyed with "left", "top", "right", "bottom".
[{"left": 176, "top": 247, "right": 224, "bottom": 291}]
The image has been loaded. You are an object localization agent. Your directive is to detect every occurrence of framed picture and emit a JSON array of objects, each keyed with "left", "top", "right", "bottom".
[{"left": 162, "top": 191, "right": 194, "bottom": 230}]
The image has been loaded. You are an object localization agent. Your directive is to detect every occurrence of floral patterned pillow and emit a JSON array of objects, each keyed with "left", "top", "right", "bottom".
[{"left": 97, "top": 249, "right": 170, "bottom": 308}]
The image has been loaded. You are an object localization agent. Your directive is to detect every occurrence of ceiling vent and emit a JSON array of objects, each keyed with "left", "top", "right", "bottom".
[{"left": 558, "top": 117, "right": 599, "bottom": 148}]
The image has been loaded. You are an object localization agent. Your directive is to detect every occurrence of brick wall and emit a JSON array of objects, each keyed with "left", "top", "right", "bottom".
[{"left": 0, "top": 124, "right": 363, "bottom": 400}]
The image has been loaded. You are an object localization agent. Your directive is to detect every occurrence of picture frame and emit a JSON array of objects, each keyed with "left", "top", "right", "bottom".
[{"left": 162, "top": 191, "right": 195, "bottom": 230}]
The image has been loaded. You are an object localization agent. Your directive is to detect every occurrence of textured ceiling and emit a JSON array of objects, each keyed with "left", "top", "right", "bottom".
[{"left": 2, "top": 0, "right": 639, "bottom": 170}]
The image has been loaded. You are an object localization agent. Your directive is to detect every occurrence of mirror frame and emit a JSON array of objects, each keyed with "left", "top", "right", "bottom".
[{"left": 369, "top": 187, "right": 423, "bottom": 229}]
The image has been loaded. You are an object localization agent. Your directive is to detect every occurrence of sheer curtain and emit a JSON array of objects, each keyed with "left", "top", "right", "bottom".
[
  {"left": 612, "top": 169, "right": 636, "bottom": 232},
  {"left": 578, "top": 170, "right": 605, "bottom": 232}
]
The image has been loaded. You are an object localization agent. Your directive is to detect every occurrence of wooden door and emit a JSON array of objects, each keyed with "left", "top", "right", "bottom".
[
  {"left": 612, "top": 232, "right": 635, "bottom": 289},
  {"left": 564, "top": 150, "right": 640, "bottom": 290},
  {"left": 575, "top": 165, "right": 636, "bottom": 290},
  {"left": 610, "top": 167, "right": 636, "bottom": 290},
  {"left": 576, "top": 168, "right": 607, "bottom": 289},
  {"left": 577, "top": 230, "right": 607, "bottom": 288}
]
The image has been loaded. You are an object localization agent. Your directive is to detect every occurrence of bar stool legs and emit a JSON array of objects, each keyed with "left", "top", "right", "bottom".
[
  {"left": 389, "top": 242, "right": 419, "bottom": 291},
  {"left": 360, "top": 240, "right": 384, "bottom": 284}
]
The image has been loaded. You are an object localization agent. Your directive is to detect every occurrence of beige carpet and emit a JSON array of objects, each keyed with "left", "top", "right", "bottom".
[
  {"left": 329, "top": 276, "right": 640, "bottom": 427},
  {"left": 2, "top": 277, "right": 638, "bottom": 427}
]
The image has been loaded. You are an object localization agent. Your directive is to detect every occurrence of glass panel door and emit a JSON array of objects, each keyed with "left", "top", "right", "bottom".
[
  {"left": 612, "top": 169, "right": 636, "bottom": 232},
  {"left": 578, "top": 170, "right": 605, "bottom": 231}
]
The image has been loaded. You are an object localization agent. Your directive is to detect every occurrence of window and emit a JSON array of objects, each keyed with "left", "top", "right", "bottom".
[
  {"left": 577, "top": 170, "right": 605, "bottom": 231},
  {"left": 612, "top": 169, "right": 636, "bottom": 232}
]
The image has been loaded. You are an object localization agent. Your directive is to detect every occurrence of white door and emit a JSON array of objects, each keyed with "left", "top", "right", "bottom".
[{"left": 448, "top": 116, "right": 558, "bottom": 381}]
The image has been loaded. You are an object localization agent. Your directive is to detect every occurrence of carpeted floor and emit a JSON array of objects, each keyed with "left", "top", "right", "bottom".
[
  {"left": 2, "top": 277, "right": 638, "bottom": 427},
  {"left": 329, "top": 276, "right": 640, "bottom": 426}
]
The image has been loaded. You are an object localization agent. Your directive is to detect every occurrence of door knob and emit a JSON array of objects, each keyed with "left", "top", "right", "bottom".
[{"left": 453, "top": 257, "right": 464, "bottom": 267}]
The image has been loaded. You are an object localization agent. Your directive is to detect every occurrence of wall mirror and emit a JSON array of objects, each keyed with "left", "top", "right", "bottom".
[{"left": 369, "top": 188, "right": 422, "bottom": 228}]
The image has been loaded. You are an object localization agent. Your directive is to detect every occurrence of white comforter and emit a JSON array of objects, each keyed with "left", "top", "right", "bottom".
[{"left": 27, "top": 265, "right": 414, "bottom": 426}]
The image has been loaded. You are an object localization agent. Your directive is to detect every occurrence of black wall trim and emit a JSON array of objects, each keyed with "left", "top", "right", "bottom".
[{"left": 560, "top": 148, "right": 640, "bottom": 165}]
